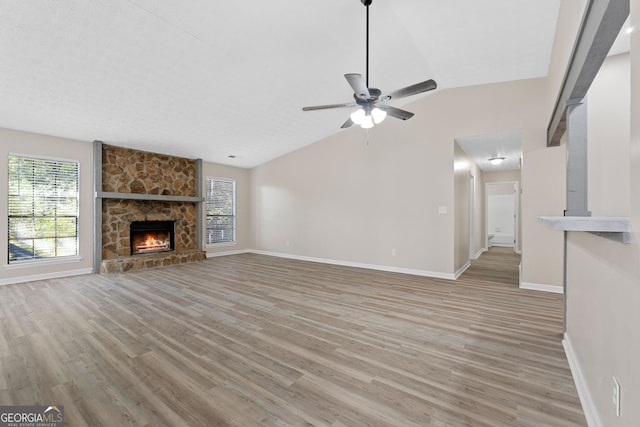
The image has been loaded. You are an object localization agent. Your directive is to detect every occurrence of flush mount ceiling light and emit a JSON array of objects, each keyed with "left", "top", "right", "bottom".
[
  {"left": 488, "top": 156, "right": 506, "bottom": 165},
  {"left": 302, "top": 0, "right": 437, "bottom": 129}
]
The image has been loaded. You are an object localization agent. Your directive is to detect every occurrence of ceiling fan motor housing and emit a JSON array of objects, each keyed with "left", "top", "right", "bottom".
[
  {"left": 354, "top": 88, "right": 381, "bottom": 105},
  {"left": 301, "top": 0, "right": 437, "bottom": 128}
]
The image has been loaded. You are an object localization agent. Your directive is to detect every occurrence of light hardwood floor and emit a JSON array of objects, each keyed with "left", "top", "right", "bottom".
[{"left": 0, "top": 249, "right": 586, "bottom": 426}]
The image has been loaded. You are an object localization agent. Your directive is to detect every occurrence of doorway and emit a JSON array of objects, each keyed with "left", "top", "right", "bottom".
[{"left": 485, "top": 181, "right": 519, "bottom": 252}]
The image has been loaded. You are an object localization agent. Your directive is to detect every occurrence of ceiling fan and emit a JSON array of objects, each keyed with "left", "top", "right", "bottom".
[{"left": 302, "top": 0, "right": 437, "bottom": 129}]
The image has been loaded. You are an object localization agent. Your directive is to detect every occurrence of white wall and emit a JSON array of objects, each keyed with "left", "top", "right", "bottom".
[
  {"left": 483, "top": 170, "right": 521, "bottom": 183},
  {"left": 0, "top": 128, "right": 94, "bottom": 284},
  {"left": 520, "top": 143, "right": 566, "bottom": 289},
  {"left": 473, "top": 168, "right": 485, "bottom": 258},
  {"left": 587, "top": 53, "right": 631, "bottom": 217},
  {"left": 564, "top": 44, "right": 640, "bottom": 426},
  {"left": 454, "top": 142, "right": 471, "bottom": 272},
  {"left": 516, "top": 0, "right": 589, "bottom": 292},
  {"left": 252, "top": 78, "right": 548, "bottom": 278},
  {"left": 453, "top": 142, "right": 483, "bottom": 272}
]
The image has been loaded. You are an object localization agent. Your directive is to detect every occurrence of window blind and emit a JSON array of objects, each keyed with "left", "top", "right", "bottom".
[
  {"left": 205, "top": 177, "right": 235, "bottom": 244},
  {"left": 8, "top": 155, "right": 80, "bottom": 262}
]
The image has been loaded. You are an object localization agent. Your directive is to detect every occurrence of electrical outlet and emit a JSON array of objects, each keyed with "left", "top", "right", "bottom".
[
  {"left": 391, "top": 249, "right": 396, "bottom": 256},
  {"left": 613, "top": 377, "right": 621, "bottom": 417}
]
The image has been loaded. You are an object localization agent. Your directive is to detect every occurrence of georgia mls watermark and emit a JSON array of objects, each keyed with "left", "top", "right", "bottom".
[{"left": 0, "top": 406, "right": 64, "bottom": 427}]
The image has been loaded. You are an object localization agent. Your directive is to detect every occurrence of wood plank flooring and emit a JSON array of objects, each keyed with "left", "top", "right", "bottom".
[
  {"left": 0, "top": 250, "right": 586, "bottom": 426},
  {"left": 463, "top": 246, "right": 522, "bottom": 286}
]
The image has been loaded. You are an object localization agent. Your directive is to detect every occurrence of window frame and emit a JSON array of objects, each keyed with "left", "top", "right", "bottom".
[
  {"left": 7, "top": 153, "right": 81, "bottom": 265},
  {"left": 205, "top": 176, "right": 236, "bottom": 247}
]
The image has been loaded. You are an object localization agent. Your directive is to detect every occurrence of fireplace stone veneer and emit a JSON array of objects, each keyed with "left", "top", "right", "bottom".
[
  {"left": 102, "top": 200, "right": 194, "bottom": 259},
  {"left": 96, "top": 142, "right": 206, "bottom": 273}
]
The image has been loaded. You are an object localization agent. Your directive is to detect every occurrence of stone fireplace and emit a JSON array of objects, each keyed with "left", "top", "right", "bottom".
[{"left": 95, "top": 142, "right": 206, "bottom": 273}]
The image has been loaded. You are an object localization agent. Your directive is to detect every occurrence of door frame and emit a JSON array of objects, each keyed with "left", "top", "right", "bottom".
[
  {"left": 485, "top": 180, "right": 520, "bottom": 253},
  {"left": 469, "top": 173, "right": 476, "bottom": 260}
]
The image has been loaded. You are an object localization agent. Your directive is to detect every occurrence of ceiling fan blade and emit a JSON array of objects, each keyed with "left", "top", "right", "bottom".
[
  {"left": 341, "top": 118, "right": 355, "bottom": 128},
  {"left": 302, "top": 102, "right": 356, "bottom": 111},
  {"left": 345, "top": 73, "right": 370, "bottom": 100},
  {"left": 383, "top": 79, "right": 437, "bottom": 100},
  {"left": 377, "top": 105, "right": 414, "bottom": 120}
]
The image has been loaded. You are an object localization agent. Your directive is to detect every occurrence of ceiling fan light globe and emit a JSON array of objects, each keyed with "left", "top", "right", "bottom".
[
  {"left": 350, "top": 109, "right": 366, "bottom": 125},
  {"left": 371, "top": 107, "right": 387, "bottom": 124},
  {"left": 360, "top": 115, "right": 374, "bottom": 129}
]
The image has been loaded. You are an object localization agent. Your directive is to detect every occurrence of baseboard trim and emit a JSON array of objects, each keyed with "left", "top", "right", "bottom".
[
  {"left": 474, "top": 248, "right": 486, "bottom": 259},
  {"left": 0, "top": 268, "right": 93, "bottom": 286},
  {"left": 563, "top": 333, "right": 601, "bottom": 427},
  {"left": 519, "top": 281, "right": 564, "bottom": 294},
  {"left": 249, "top": 250, "right": 456, "bottom": 280},
  {"left": 206, "top": 249, "right": 251, "bottom": 258},
  {"left": 454, "top": 261, "right": 471, "bottom": 279}
]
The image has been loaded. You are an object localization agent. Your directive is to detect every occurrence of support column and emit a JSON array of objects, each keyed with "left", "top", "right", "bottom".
[
  {"left": 93, "top": 140, "right": 103, "bottom": 273},
  {"left": 195, "top": 158, "right": 204, "bottom": 251},
  {"left": 565, "top": 98, "right": 591, "bottom": 217}
]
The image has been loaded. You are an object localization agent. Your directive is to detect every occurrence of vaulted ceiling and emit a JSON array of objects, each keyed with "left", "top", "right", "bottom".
[{"left": 0, "top": 0, "right": 562, "bottom": 168}]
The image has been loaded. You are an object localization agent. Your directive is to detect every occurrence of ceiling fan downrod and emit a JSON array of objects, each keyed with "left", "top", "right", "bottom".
[
  {"left": 362, "top": 0, "right": 371, "bottom": 87},
  {"left": 301, "top": 0, "right": 438, "bottom": 129}
]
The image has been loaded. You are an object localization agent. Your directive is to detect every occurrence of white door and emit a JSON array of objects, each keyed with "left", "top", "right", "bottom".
[{"left": 486, "top": 182, "right": 518, "bottom": 249}]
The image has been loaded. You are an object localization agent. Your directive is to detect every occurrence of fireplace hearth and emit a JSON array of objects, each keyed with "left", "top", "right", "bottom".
[{"left": 130, "top": 221, "right": 175, "bottom": 255}]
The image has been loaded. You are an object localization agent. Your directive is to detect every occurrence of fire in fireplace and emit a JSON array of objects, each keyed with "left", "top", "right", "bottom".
[{"left": 130, "top": 221, "right": 175, "bottom": 255}]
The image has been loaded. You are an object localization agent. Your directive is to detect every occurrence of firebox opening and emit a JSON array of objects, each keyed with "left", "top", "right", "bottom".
[{"left": 130, "top": 221, "right": 175, "bottom": 255}]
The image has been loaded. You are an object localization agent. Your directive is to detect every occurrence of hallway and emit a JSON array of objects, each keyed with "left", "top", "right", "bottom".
[{"left": 461, "top": 247, "right": 521, "bottom": 286}]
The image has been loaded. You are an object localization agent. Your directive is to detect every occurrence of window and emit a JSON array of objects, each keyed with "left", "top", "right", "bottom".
[
  {"left": 8, "top": 155, "right": 80, "bottom": 263},
  {"left": 205, "top": 177, "right": 236, "bottom": 245}
]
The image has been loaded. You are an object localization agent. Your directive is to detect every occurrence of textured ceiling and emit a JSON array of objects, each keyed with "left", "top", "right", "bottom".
[{"left": 0, "top": 0, "right": 561, "bottom": 168}]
